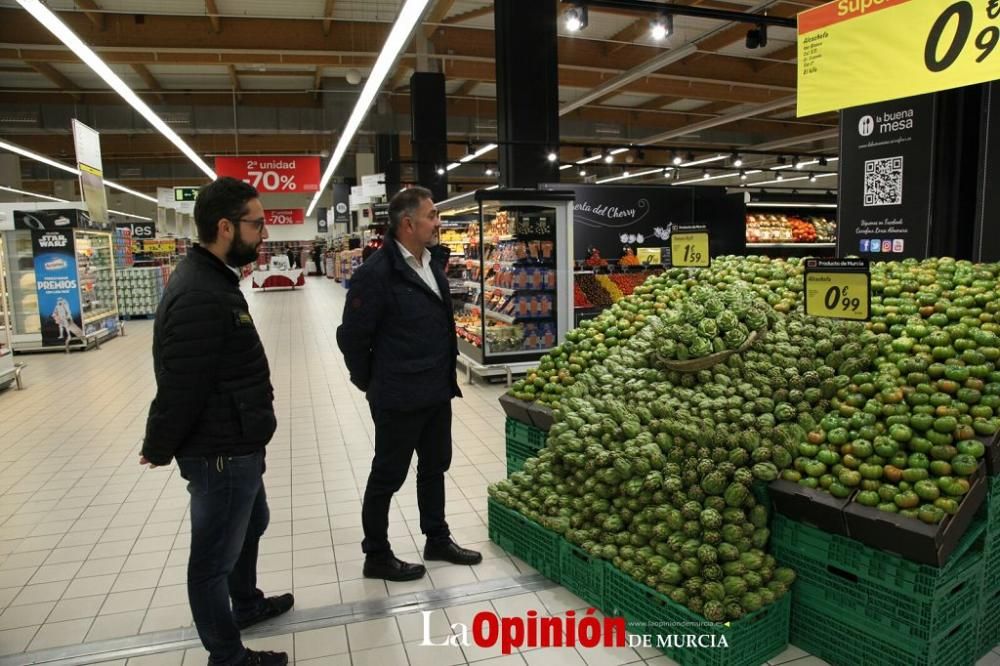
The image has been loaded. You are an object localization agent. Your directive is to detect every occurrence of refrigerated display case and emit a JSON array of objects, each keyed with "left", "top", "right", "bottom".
[
  {"left": 0, "top": 203, "right": 121, "bottom": 352},
  {"left": 440, "top": 189, "right": 574, "bottom": 382}
]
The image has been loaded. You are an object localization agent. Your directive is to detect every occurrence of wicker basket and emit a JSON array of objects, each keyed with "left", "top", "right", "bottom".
[{"left": 653, "top": 328, "right": 765, "bottom": 372}]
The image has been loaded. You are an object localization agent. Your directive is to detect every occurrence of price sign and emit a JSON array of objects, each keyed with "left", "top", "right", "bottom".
[
  {"left": 637, "top": 247, "right": 662, "bottom": 265},
  {"left": 214, "top": 156, "right": 321, "bottom": 193},
  {"left": 797, "top": 0, "right": 1000, "bottom": 117},
  {"left": 804, "top": 258, "right": 871, "bottom": 321},
  {"left": 141, "top": 239, "right": 176, "bottom": 254},
  {"left": 671, "top": 227, "right": 710, "bottom": 267}
]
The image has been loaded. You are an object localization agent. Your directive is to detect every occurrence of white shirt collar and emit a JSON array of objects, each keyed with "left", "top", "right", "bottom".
[{"left": 395, "top": 240, "right": 430, "bottom": 266}]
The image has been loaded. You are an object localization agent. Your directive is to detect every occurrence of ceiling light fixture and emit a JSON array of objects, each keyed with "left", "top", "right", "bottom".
[
  {"left": 776, "top": 173, "right": 784, "bottom": 181},
  {"left": 0, "top": 185, "right": 69, "bottom": 202},
  {"left": 547, "top": 150, "right": 558, "bottom": 162},
  {"left": 672, "top": 152, "right": 683, "bottom": 166},
  {"left": 732, "top": 153, "right": 743, "bottom": 167},
  {"left": 305, "top": 0, "right": 432, "bottom": 215},
  {"left": 17, "top": 0, "right": 215, "bottom": 180},
  {"left": 680, "top": 154, "right": 727, "bottom": 168},
  {"left": 436, "top": 166, "right": 446, "bottom": 176},
  {"left": 563, "top": 3, "right": 588, "bottom": 32},
  {"left": 595, "top": 167, "right": 663, "bottom": 184},
  {"left": 108, "top": 209, "right": 153, "bottom": 221},
  {"left": 650, "top": 13, "right": 673, "bottom": 40},
  {"left": 818, "top": 156, "right": 829, "bottom": 166},
  {"left": 702, "top": 169, "right": 710, "bottom": 179},
  {"left": 740, "top": 170, "right": 747, "bottom": 180},
  {"left": 746, "top": 23, "right": 768, "bottom": 49},
  {"left": 579, "top": 168, "right": 587, "bottom": 177},
  {"left": 809, "top": 173, "right": 817, "bottom": 182},
  {"left": 445, "top": 162, "right": 461, "bottom": 171},
  {"left": 558, "top": 164, "right": 573, "bottom": 171},
  {"left": 459, "top": 142, "right": 497, "bottom": 164},
  {"left": 485, "top": 166, "right": 494, "bottom": 176},
  {"left": 604, "top": 151, "right": 614, "bottom": 164}
]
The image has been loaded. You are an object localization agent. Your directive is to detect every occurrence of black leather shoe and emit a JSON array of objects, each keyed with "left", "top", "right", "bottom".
[
  {"left": 424, "top": 539, "right": 483, "bottom": 565},
  {"left": 363, "top": 555, "right": 427, "bottom": 582},
  {"left": 235, "top": 648, "right": 288, "bottom": 665},
  {"left": 235, "top": 593, "right": 295, "bottom": 630}
]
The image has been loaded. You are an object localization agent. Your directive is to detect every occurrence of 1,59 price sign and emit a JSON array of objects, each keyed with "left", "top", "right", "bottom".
[
  {"left": 670, "top": 226, "right": 710, "bottom": 268},
  {"left": 804, "top": 258, "right": 871, "bottom": 321},
  {"left": 797, "top": 0, "right": 1000, "bottom": 117}
]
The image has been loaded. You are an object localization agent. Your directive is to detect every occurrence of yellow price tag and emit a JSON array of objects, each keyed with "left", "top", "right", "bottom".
[
  {"left": 797, "top": 0, "right": 1000, "bottom": 117},
  {"left": 637, "top": 247, "right": 662, "bottom": 265},
  {"left": 804, "top": 259, "right": 871, "bottom": 321},
  {"left": 671, "top": 232, "right": 710, "bottom": 267}
]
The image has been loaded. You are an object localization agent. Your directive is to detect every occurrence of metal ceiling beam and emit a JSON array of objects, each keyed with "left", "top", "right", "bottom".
[
  {"left": 25, "top": 62, "right": 81, "bottom": 101},
  {"left": 751, "top": 128, "right": 840, "bottom": 151},
  {"left": 205, "top": 0, "right": 221, "bottom": 33},
  {"left": 73, "top": 0, "right": 105, "bottom": 31},
  {"left": 454, "top": 79, "right": 478, "bottom": 96},
  {"left": 639, "top": 94, "right": 797, "bottom": 144},
  {"left": 567, "top": 0, "right": 797, "bottom": 27},
  {"left": 227, "top": 64, "right": 241, "bottom": 102}
]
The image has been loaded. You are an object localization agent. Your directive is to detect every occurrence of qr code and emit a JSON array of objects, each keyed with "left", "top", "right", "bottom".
[{"left": 864, "top": 156, "right": 903, "bottom": 207}]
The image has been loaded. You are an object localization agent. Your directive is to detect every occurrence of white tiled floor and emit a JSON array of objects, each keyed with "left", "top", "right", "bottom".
[{"left": 0, "top": 275, "right": 997, "bottom": 666}]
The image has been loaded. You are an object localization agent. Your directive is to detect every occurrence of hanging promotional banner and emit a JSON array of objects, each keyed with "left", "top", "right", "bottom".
[
  {"left": 264, "top": 209, "right": 305, "bottom": 225},
  {"left": 32, "top": 229, "right": 84, "bottom": 347},
  {"left": 72, "top": 120, "right": 109, "bottom": 226},
  {"left": 316, "top": 207, "right": 328, "bottom": 234},
  {"left": 214, "top": 156, "right": 321, "bottom": 193},
  {"left": 798, "top": 0, "right": 1000, "bottom": 117},
  {"left": 837, "top": 94, "right": 936, "bottom": 259},
  {"left": 115, "top": 221, "right": 155, "bottom": 241},
  {"left": 332, "top": 182, "right": 351, "bottom": 226}
]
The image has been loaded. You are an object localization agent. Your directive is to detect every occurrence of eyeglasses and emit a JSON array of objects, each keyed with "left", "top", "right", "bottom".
[{"left": 239, "top": 217, "right": 266, "bottom": 232}]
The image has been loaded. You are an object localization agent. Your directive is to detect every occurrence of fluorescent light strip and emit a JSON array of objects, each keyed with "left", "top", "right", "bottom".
[
  {"left": 575, "top": 155, "right": 603, "bottom": 165},
  {"left": 679, "top": 154, "right": 727, "bottom": 168},
  {"left": 595, "top": 168, "right": 664, "bottom": 184},
  {"left": 559, "top": 164, "right": 573, "bottom": 171},
  {"left": 2, "top": 134, "right": 159, "bottom": 205},
  {"left": 0, "top": 185, "right": 69, "bottom": 202},
  {"left": 815, "top": 172, "right": 838, "bottom": 178},
  {"left": 108, "top": 209, "right": 153, "bottom": 220},
  {"left": 105, "top": 180, "right": 158, "bottom": 203},
  {"left": 753, "top": 174, "right": 811, "bottom": 186},
  {"left": 458, "top": 143, "right": 498, "bottom": 163},
  {"left": 18, "top": 1, "right": 216, "bottom": 180},
  {"left": 446, "top": 162, "right": 462, "bottom": 171},
  {"left": 609, "top": 148, "right": 629, "bottom": 155},
  {"left": 307, "top": 0, "right": 431, "bottom": 216}
]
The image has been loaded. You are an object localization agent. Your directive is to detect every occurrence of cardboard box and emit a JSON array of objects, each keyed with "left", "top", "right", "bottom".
[
  {"left": 768, "top": 480, "right": 853, "bottom": 536},
  {"left": 843, "top": 468, "right": 987, "bottom": 566}
]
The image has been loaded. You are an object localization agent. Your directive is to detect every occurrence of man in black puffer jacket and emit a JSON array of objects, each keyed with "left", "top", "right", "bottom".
[
  {"left": 337, "top": 186, "right": 482, "bottom": 582},
  {"left": 141, "top": 177, "right": 291, "bottom": 666}
]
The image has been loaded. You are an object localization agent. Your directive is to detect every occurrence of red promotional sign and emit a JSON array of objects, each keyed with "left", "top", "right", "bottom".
[
  {"left": 264, "top": 209, "right": 305, "bottom": 225},
  {"left": 215, "top": 156, "right": 321, "bottom": 193}
]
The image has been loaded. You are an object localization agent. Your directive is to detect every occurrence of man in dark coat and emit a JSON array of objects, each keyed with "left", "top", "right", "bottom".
[
  {"left": 337, "top": 186, "right": 482, "bottom": 581},
  {"left": 141, "top": 177, "right": 292, "bottom": 666}
]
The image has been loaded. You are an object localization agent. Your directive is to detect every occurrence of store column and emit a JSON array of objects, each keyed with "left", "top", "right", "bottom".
[
  {"left": 495, "top": 0, "right": 560, "bottom": 188},
  {"left": 376, "top": 134, "right": 401, "bottom": 197},
  {"left": 974, "top": 82, "right": 1000, "bottom": 262},
  {"left": 410, "top": 72, "right": 447, "bottom": 201}
]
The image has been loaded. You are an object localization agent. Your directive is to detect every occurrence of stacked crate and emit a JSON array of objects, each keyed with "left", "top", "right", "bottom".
[{"left": 504, "top": 417, "right": 546, "bottom": 475}]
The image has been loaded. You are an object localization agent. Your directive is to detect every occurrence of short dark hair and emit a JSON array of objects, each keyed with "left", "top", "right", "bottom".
[
  {"left": 388, "top": 186, "right": 433, "bottom": 234},
  {"left": 194, "top": 177, "right": 259, "bottom": 243}
]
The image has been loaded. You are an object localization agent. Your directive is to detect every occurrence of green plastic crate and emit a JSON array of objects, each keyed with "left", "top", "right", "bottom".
[
  {"left": 505, "top": 418, "right": 547, "bottom": 449},
  {"left": 506, "top": 438, "right": 541, "bottom": 476},
  {"left": 976, "top": 586, "right": 1000, "bottom": 658},
  {"left": 487, "top": 498, "right": 560, "bottom": 581},
  {"left": 786, "top": 559, "right": 980, "bottom": 644},
  {"left": 558, "top": 541, "right": 604, "bottom": 609},
  {"left": 602, "top": 562, "right": 790, "bottom": 666},
  {"left": 791, "top": 596, "right": 978, "bottom": 666},
  {"left": 771, "top": 514, "right": 984, "bottom": 598}
]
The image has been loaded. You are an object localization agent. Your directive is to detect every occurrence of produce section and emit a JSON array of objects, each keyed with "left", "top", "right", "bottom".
[
  {"left": 745, "top": 213, "right": 836, "bottom": 244},
  {"left": 490, "top": 254, "right": 1000, "bottom": 664}
]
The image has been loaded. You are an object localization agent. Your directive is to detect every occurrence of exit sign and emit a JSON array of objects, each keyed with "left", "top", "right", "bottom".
[{"left": 173, "top": 187, "right": 199, "bottom": 202}]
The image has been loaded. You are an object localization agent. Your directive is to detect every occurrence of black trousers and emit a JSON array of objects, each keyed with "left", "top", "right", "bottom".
[{"left": 362, "top": 401, "right": 453, "bottom": 556}]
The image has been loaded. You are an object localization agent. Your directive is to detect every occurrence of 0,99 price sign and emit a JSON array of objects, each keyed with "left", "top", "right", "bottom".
[
  {"left": 797, "top": 0, "right": 1000, "bottom": 117},
  {"left": 670, "top": 227, "right": 710, "bottom": 268},
  {"left": 804, "top": 258, "right": 871, "bottom": 321}
]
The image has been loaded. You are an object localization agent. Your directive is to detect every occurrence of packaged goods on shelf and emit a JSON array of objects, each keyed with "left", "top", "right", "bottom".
[
  {"left": 746, "top": 214, "right": 837, "bottom": 244},
  {"left": 116, "top": 265, "right": 172, "bottom": 317}
]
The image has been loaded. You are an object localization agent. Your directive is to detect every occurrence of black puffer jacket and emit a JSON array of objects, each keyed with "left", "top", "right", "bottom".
[
  {"left": 337, "top": 236, "right": 461, "bottom": 410},
  {"left": 142, "top": 245, "right": 275, "bottom": 465}
]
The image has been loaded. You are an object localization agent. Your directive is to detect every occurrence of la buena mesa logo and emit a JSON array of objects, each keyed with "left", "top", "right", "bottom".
[{"left": 419, "top": 607, "right": 730, "bottom": 654}]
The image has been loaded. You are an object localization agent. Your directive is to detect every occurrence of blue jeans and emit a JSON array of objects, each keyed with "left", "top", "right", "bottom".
[{"left": 178, "top": 450, "right": 270, "bottom": 665}]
